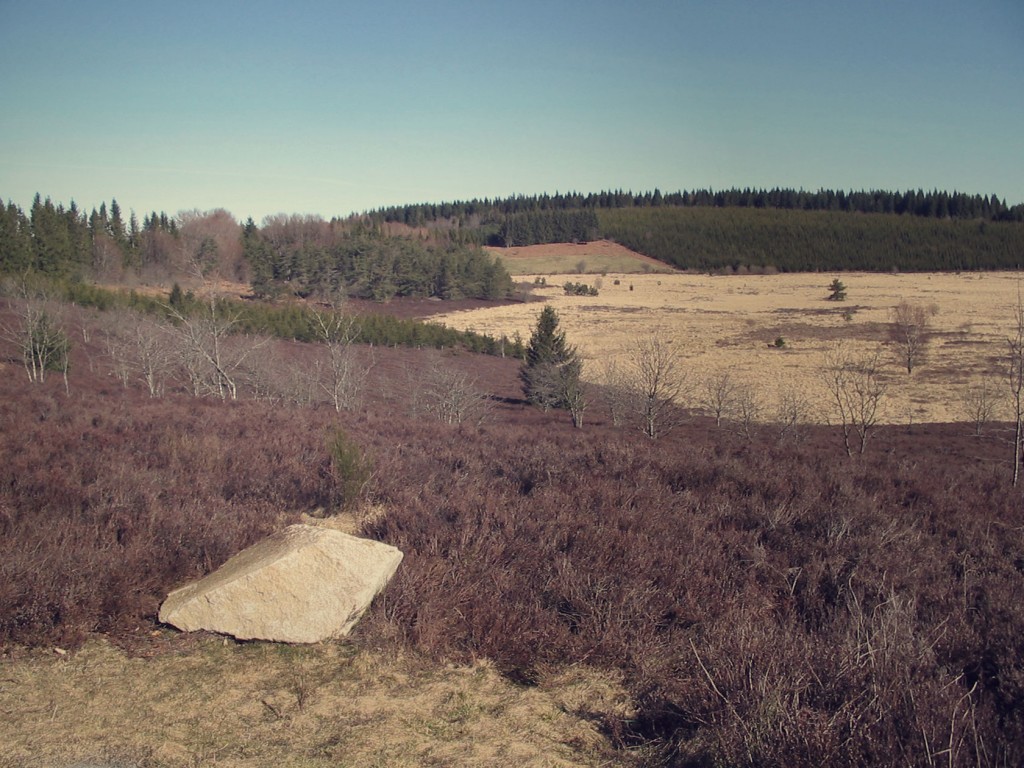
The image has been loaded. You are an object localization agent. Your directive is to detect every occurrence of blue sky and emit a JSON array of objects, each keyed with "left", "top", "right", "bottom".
[{"left": 1, "top": 0, "right": 1022, "bottom": 223}]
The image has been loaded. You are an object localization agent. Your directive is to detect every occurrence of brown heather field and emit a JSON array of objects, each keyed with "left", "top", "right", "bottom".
[
  {"left": 432, "top": 244, "right": 1024, "bottom": 425},
  {"left": 2, "top": 260, "right": 1024, "bottom": 767}
]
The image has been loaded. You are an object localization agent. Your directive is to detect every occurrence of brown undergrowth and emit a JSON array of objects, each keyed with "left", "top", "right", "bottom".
[{"left": 1, "top": 302, "right": 1023, "bottom": 766}]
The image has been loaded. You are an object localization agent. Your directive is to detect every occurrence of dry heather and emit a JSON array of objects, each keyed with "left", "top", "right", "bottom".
[
  {"left": 432, "top": 269, "right": 1023, "bottom": 424},
  {"left": 2, "top": 295, "right": 1023, "bottom": 767}
]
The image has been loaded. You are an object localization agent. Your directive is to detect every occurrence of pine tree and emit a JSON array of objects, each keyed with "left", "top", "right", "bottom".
[
  {"left": 520, "top": 306, "right": 584, "bottom": 419},
  {"left": 827, "top": 278, "right": 848, "bottom": 301},
  {"left": 0, "top": 201, "right": 33, "bottom": 273},
  {"left": 30, "top": 195, "right": 72, "bottom": 275}
]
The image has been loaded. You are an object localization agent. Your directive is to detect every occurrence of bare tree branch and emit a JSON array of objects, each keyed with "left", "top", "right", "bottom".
[
  {"left": 889, "top": 301, "right": 935, "bottom": 374},
  {"left": 626, "top": 336, "right": 689, "bottom": 439},
  {"left": 821, "top": 342, "right": 888, "bottom": 456},
  {"left": 309, "top": 296, "right": 370, "bottom": 412},
  {"left": 1007, "top": 289, "right": 1024, "bottom": 485}
]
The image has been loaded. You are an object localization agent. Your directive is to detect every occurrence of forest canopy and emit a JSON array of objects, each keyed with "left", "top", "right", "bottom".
[
  {"left": 242, "top": 216, "right": 514, "bottom": 301},
  {"left": 364, "top": 186, "right": 1024, "bottom": 272},
  {"left": 366, "top": 186, "right": 1024, "bottom": 229},
  {"left": 0, "top": 196, "right": 514, "bottom": 302},
  {"left": 4, "top": 186, "right": 1024, "bottom": 285}
]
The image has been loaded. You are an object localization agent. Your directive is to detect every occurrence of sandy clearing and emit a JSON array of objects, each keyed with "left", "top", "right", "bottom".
[{"left": 427, "top": 271, "right": 1022, "bottom": 425}]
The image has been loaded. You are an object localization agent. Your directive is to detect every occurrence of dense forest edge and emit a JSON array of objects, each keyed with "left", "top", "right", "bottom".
[
  {"left": 4, "top": 186, "right": 1024, "bottom": 295},
  {"left": 371, "top": 186, "right": 1024, "bottom": 228},
  {"left": 0, "top": 195, "right": 517, "bottom": 301},
  {"left": 367, "top": 186, "right": 1024, "bottom": 273},
  {"left": 0, "top": 196, "right": 527, "bottom": 356}
]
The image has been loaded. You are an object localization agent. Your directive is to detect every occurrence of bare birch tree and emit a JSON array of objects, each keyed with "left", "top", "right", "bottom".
[
  {"left": 821, "top": 343, "right": 888, "bottom": 456},
  {"left": 732, "top": 384, "right": 763, "bottom": 438},
  {"left": 414, "top": 357, "right": 493, "bottom": 426},
  {"left": 309, "top": 297, "right": 369, "bottom": 411},
  {"left": 99, "top": 311, "right": 148, "bottom": 390},
  {"left": 702, "top": 371, "right": 738, "bottom": 427},
  {"left": 626, "top": 336, "right": 689, "bottom": 439},
  {"left": 889, "top": 301, "right": 935, "bottom": 374},
  {"left": 960, "top": 379, "right": 997, "bottom": 437},
  {"left": 773, "top": 388, "right": 808, "bottom": 442},
  {"left": 599, "top": 358, "right": 631, "bottom": 427},
  {"left": 131, "top": 317, "right": 175, "bottom": 397},
  {"left": 560, "top": 358, "right": 588, "bottom": 429},
  {"left": 1007, "top": 293, "right": 1024, "bottom": 485},
  {"left": 1, "top": 285, "right": 70, "bottom": 391},
  {"left": 164, "top": 269, "right": 266, "bottom": 400}
]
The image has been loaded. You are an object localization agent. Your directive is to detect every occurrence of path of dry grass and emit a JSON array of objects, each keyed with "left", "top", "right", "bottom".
[{"left": 0, "top": 636, "right": 632, "bottom": 768}]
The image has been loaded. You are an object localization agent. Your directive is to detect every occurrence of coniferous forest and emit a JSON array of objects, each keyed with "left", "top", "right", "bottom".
[
  {"left": 0, "top": 195, "right": 515, "bottom": 302},
  {"left": 366, "top": 186, "right": 1024, "bottom": 272},
  {"left": 4, "top": 187, "right": 1024, "bottom": 285},
  {"left": 370, "top": 186, "right": 1024, "bottom": 227}
]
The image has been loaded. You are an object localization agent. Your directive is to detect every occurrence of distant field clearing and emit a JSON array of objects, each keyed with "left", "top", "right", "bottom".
[
  {"left": 430, "top": 271, "right": 1023, "bottom": 425},
  {"left": 485, "top": 240, "right": 672, "bottom": 275}
]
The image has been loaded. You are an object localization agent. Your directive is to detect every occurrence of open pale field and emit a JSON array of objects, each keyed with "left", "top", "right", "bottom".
[
  {"left": 484, "top": 240, "right": 673, "bottom": 275},
  {"left": 0, "top": 637, "right": 628, "bottom": 767},
  {"left": 430, "top": 270, "right": 1024, "bottom": 425}
]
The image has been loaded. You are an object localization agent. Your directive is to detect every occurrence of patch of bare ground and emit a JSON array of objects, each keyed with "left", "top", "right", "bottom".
[
  {"left": 427, "top": 270, "right": 1024, "bottom": 424},
  {"left": 346, "top": 293, "right": 540, "bottom": 322},
  {"left": 485, "top": 240, "right": 673, "bottom": 275},
  {"left": 0, "top": 637, "right": 628, "bottom": 768}
]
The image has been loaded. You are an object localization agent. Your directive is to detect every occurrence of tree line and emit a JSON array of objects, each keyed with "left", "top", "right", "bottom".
[
  {"left": 0, "top": 194, "right": 182, "bottom": 279},
  {"left": 599, "top": 206, "right": 1024, "bottom": 273},
  {"left": 491, "top": 208, "right": 599, "bottom": 247},
  {"left": 367, "top": 186, "right": 1024, "bottom": 228},
  {"left": 7, "top": 188, "right": 1024, "bottom": 288},
  {"left": 366, "top": 187, "right": 1024, "bottom": 270},
  {"left": 0, "top": 196, "right": 515, "bottom": 303}
]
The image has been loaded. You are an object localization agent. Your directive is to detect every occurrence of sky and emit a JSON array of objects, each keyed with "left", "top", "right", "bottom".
[{"left": 1, "top": 0, "right": 1022, "bottom": 223}]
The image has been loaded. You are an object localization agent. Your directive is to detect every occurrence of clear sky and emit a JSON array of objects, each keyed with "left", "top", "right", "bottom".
[{"left": 1, "top": 0, "right": 1022, "bottom": 223}]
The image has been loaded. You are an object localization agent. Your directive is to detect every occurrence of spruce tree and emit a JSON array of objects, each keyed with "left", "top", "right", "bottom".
[
  {"left": 0, "top": 202, "right": 33, "bottom": 273},
  {"left": 520, "top": 306, "right": 583, "bottom": 415},
  {"left": 827, "top": 278, "right": 848, "bottom": 301}
]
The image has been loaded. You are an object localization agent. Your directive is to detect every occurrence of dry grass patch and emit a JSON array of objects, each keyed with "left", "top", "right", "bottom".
[
  {"left": 429, "top": 271, "right": 1023, "bottom": 424},
  {"left": 486, "top": 240, "right": 672, "bottom": 276},
  {"left": 0, "top": 637, "right": 631, "bottom": 768}
]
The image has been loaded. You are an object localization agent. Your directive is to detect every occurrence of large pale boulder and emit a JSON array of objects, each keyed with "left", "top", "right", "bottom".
[{"left": 159, "top": 525, "right": 403, "bottom": 643}]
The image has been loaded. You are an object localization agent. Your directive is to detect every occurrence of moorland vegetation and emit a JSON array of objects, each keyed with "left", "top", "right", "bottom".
[
  {"left": 2, "top": 187, "right": 1024, "bottom": 766},
  {"left": 1, "top": 297, "right": 1023, "bottom": 766}
]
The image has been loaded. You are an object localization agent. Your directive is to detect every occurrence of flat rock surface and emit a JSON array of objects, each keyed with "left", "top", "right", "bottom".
[{"left": 159, "top": 524, "right": 403, "bottom": 643}]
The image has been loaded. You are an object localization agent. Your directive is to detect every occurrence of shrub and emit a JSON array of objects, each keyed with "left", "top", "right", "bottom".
[
  {"left": 827, "top": 278, "right": 847, "bottom": 301},
  {"left": 327, "top": 428, "right": 372, "bottom": 512},
  {"left": 562, "top": 281, "right": 599, "bottom": 296}
]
